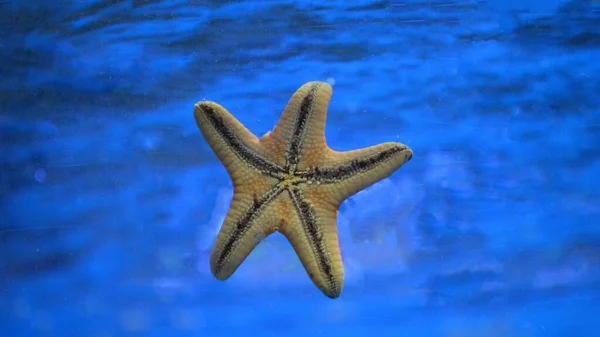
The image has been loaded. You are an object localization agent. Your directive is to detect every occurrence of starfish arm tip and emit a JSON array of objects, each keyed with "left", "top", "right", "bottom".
[
  {"left": 323, "top": 286, "right": 343, "bottom": 299},
  {"left": 393, "top": 142, "right": 413, "bottom": 162},
  {"left": 194, "top": 101, "right": 218, "bottom": 119}
]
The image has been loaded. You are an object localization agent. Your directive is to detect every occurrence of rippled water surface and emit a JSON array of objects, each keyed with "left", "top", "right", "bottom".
[{"left": 2, "top": 1, "right": 600, "bottom": 336}]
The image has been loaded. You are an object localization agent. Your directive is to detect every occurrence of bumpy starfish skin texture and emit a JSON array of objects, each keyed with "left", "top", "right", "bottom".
[{"left": 194, "top": 81, "right": 413, "bottom": 298}]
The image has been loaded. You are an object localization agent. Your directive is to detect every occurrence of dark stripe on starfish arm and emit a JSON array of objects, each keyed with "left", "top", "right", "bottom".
[
  {"left": 213, "top": 184, "right": 286, "bottom": 276},
  {"left": 286, "top": 83, "right": 321, "bottom": 166},
  {"left": 296, "top": 145, "right": 411, "bottom": 183},
  {"left": 199, "top": 104, "right": 286, "bottom": 177},
  {"left": 288, "top": 188, "right": 339, "bottom": 297}
]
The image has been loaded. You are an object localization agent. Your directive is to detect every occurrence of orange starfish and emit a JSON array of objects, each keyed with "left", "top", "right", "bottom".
[{"left": 194, "top": 82, "right": 412, "bottom": 298}]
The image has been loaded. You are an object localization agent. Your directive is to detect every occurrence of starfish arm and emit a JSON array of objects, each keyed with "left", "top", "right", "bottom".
[
  {"left": 279, "top": 188, "right": 344, "bottom": 299},
  {"left": 267, "top": 82, "right": 333, "bottom": 168},
  {"left": 299, "top": 142, "right": 413, "bottom": 202},
  {"left": 194, "top": 101, "right": 285, "bottom": 180},
  {"left": 209, "top": 184, "right": 286, "bottom": 279}
]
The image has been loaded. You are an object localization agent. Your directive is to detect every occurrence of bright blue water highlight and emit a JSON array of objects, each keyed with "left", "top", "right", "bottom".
[{"left": 1, "top": 0, "right": 599, "bottom": 336}]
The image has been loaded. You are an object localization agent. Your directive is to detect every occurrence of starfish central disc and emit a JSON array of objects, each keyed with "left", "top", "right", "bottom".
[{"left": 280, "top": 173, "right": 303, "bottom": 188}]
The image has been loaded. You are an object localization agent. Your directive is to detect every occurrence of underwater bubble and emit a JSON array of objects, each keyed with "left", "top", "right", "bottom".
[{"left": 34, "top": 168, "right": 46, "bottom": 183}]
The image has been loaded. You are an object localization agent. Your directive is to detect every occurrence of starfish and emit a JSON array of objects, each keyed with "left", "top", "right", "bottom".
[{"left": 194, "top": 81, "right": 412, "bottom": 298}]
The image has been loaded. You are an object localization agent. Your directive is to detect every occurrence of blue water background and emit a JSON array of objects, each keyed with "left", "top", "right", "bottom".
[{"left": 1, "top": 0, "right": 599, "bottom": 336}]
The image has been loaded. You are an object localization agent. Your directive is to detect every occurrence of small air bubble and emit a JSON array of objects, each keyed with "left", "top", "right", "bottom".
[{"left": 34, "top": 168, "right": 46, "bottom": 183}]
